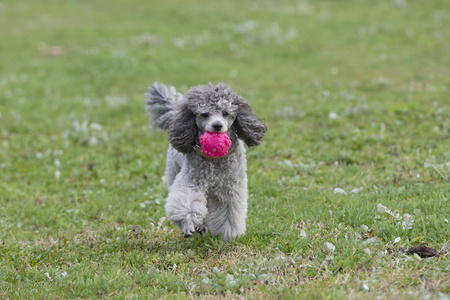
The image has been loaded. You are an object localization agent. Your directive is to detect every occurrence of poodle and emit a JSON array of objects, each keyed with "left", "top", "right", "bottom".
[{"left": 145, "top": 82, "right": 266, "bottom": 241}]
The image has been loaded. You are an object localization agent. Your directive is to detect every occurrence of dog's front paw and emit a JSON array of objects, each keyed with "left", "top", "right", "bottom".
[
  {"left": 195, "top": 224, "right": 207, "bottom": 235},
  {"left": 182, "top": 221, "right": 195, "bottom": 238}
]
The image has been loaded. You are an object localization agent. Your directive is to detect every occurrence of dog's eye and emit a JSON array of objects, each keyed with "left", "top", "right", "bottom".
[
  {"left": 222, "top": 111, "right": 229, "bottom": 117},
  {"left": 201, "top": 113, "right": 209, "bottom": 118}
]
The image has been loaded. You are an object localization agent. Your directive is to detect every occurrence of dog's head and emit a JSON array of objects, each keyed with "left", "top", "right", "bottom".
[{"left": 168, "top": 83, "right": 267, "bottom": 153}]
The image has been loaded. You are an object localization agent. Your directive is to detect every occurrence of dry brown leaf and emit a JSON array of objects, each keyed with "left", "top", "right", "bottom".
[
  {"left": 360, "top": 229, "right": 377, "bottom": 239},
  {"left": 406, "top": 246, "right": 440, "bottom": 258},
  {"left": 252, "top": 280, "right": 268, "bottom": 286}
]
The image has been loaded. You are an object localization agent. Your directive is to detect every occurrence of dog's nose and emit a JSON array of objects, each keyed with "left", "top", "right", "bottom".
[{"left": 213, "top": 123, "right": 223, "bottom": 131}]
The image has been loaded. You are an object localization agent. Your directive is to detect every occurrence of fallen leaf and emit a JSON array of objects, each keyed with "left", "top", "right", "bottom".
[
  {"left": 406, "top": 246, "right": 440, "bottom": 258},
  {"left": 252, "top": 280, "right": 268, "bottom": 286},
  {"left": 360, "top": 229, "right": 377, "bottom": 239}
]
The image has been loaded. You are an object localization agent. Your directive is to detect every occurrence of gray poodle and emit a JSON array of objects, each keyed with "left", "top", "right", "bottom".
[{"left": 145, "top": 82, "right": 266, "bottom": 241}]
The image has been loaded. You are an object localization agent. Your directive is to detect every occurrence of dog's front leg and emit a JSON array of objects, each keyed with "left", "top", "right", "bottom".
[
  {"left": 165, "top": 187, "right": 207, "bottom": 238},
  {"left": 207, "top": 187, "right": 248, "bottom": 242}
]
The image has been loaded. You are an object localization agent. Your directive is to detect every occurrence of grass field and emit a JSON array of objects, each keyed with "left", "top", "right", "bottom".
[{"left": 1, "top": 0, "right": 449, "bottom": 298}]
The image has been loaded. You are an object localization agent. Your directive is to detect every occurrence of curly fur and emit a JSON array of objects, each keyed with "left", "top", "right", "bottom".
[
  {"left": 145, "top": 82, "right": 267, "bottom": 241},
  {"left": 145, "top": 82, "right": 183, "bottom": 131},
  {"left": 168, "top": 101, "right": 198, "bottom": 153}
]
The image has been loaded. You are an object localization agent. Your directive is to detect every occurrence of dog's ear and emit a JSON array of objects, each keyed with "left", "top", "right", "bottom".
[
  {"left": 234, "top": 98, "right": 267, "bottom": 147},
  {"left": 168, "top": 101, "right": 198, "bottom": 153}
]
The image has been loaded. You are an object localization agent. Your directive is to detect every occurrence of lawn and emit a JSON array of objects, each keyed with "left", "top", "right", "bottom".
[{"left": 0, "top": 0, "right": 449, "bottom": 298}]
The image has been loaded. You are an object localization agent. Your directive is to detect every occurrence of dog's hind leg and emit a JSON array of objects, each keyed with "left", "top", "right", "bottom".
[
  {"left": 164, "top": 146, "right": 184, "bottom": 189},
  {"left": 165, "top": 187, "right": 208, "bottom": 238},
  {"left": 164, "top": 158, "right": 180, "bottom": 188}
]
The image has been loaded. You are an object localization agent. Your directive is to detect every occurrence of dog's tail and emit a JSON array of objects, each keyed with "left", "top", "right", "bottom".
[{"left": 145, "top": 82, "right": 183, "bottom": 131}]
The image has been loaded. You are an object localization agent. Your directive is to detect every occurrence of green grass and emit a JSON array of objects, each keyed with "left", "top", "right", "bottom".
[{"left": 1, "top": 0, "right": 449, "bottom": 298}]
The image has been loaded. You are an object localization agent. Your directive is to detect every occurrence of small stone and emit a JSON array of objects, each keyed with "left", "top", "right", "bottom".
[{"left": 133, "top": 225, "right": 142, "bottom": 234}]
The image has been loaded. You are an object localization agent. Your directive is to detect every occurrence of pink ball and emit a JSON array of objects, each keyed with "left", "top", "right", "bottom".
[{"left": 200, "top": 131, "right": 232, "bottom": 158}]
